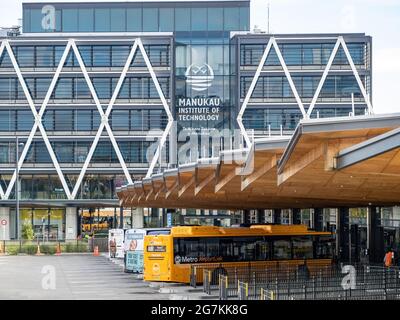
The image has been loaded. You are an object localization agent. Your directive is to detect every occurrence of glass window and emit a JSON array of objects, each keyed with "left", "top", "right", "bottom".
[
  {"left": 267, "top": 77, "right": 283, "bottom": 98},
  {"left": 23, "top": 8, "right": 31, "bottom": 33},
  {"left": 30, "top": 9, "right": 42, "bottom": 33},
  {"left": 112, "top": 46, "right": 130, "bottom": 67},
  {"left": 292, "top": 237, "right": 313, "bottom": 259},
  {"left": 78, "top": 9, "right": 94, "bottom": 32},
  {"left": 54, "top": 78, "right": 72, "bottom": 99},
  {"left": 54, "top": 142, "right": 74, "bottom": 163},
  {"left": 224, "top": 7, "right": 239, "bottom": 31},
  {"left": 55, "top": 110, "right": 73, "bottom": 131},
  {"left": 0, "top": 78, "right": 15, "bottom": 100},
  {"left": 43, "top": 110, "right": 54, "bottom": 131},
  {"left": 131, "top": 110, "right": 143, "bottom": 130},
  {"left": 49, "top": 209, "right": 65, "bottom": 239},
  {"left": 35, "top": 143, "right": 52, "bottom": 163},
  {"left": 347, "top": 43, "right": 365, "bottom": 65},
  {"left": 191, "top": 8, "right": 206, "bottom": 31},
  {"left": 75, "top": 109, "right": 92, "bottom": 131},
  {"left": 93, "top": 78, "right": 111, "bottom": 99},
  {"left": 208, "top": 8, "right": 223, "bottom": 31},
  {"left": 315, "top": 236, "right": 334, "bottom": 259},
  {"left": 93, "top": 46, "right": 111, "bottom": 67},
  {"left": 111, "top": 110, "right": 130, "bottom": 130},
  {"left": 78, "top": 46, "right": 92, "bottom": 67},
  {"left": 273, "top": 239, "right": 291, "bottom": 259},
  {"left": 127, "top": 8, "right": 142, "bottom": 32},
  {"left": 143, "top": 8, "right": 158, "bottom": 32},
  {"left": 175, "top": 8, "right": 190, "bottom": 31},
  {"left": 36, "top": 46, "right": 54, "bottom": 67},
  {"left": 159, "top": 8, "right": 174, "bottom": 31},
  {"left": 322, "top": 43, "right": 335, "bottom": 65},
  {"left": 239, "top": 7, "right": 249, "bottom": 31},
  {"left": 0, "top": 50, "right": 13, "bottom": 68},
  {"left": 75, "top": 142, "right": 90, "bottom": 162},
  {"left": 303, "top": 44, "right": 322, "bottom": 65},
  {"left": 94, "top": 8, "right": 110, "bottom": 32},
  {"left": 62, "top": 9, "right": 78, "bottom": 32},
  {"left": 117, "top": 78, "right": 130, "bottom": 99},
  {"left": 0, "top": 110, "right": 11, "bottom": 131},
  {"left": 149, "top": 110, "right": 162, "bottom": 129},
  {"left": 75, "top": 78, "right": 91, "bottom": 99},
  {"left": 17, "top": 110, "right": 33, "bottom": 131},
  {"left": 16, "top": 46, "right": 35, "bottom": 68},
  {"left": 93, "top": 141, "right": 112, "bottom": 163},
  {"left": 283, "top": 44, "right": 302, "bottom": 65},
  {"left": 55, "top": 46, "right": 67, "bottom": 66},
  {"left": 111, "top": 8, "right": 126, "bottom": 32},
  {"left": 0, "top": 143, "right": 10, "bottom": 163}
]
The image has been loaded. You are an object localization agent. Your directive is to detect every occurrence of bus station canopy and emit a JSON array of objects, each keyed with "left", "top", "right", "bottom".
[{"left": 117, "top": 113, "right": 400, "bottom": 210}]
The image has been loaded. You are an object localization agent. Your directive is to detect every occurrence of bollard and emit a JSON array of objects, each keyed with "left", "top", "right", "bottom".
[
  {"left": 35, "top": 244, "right": 43, "bottom": 256},
  {"left": 55, "top": 242, "right": 61, "bottom": 256}
]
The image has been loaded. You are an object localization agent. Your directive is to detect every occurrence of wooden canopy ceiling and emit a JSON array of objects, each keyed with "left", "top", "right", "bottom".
[{"left": 117, "top": 114, "right": 400, "bottom": 210}]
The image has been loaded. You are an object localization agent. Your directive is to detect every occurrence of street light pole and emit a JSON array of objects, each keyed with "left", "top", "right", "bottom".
[
  {"left": 15, "top": 137, "right": 24, "bottom": 240},
  {"left": 15, "top": 136, "right": 19, "bottom": 240}
]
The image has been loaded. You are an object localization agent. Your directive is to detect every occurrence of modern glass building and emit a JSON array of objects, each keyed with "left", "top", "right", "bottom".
[{"left": 0, "top": 0, "right": 375, "bottom": 241}]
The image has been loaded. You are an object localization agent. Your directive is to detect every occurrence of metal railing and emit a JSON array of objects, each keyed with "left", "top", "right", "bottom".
[
  {"left": 197, "top": 263, "right": 400, "bottom": 300},
  {"left": 219, "top": 274, "right": 228, "bottom": 300},
  {"left": 240, "top": 265, "right": 400, "bottom": 300}
]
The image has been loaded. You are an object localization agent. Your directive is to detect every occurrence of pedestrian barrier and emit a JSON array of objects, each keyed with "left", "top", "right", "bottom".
[
  {"left": 198, "top": 263, "right": 400, "bottom": 300},
  {"left": 260, "top": 288, "right": 275, "bottom": 300},
  {"left": 203, "top": 270, "right": 212, "bottom": 294},
  {"left": 237, "top": 280, "right": 248, "bottom": 300},
  {"left": 219, "top": 274, "right": 228, "bottom": 300}
]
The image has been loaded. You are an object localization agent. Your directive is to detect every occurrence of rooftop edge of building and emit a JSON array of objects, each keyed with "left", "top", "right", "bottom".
[
  {"left": 230, "top": 31, "right": 369, "bottom": 39},
  {"left": 23, "top": 0, "right": 250, "bottom": 5}
]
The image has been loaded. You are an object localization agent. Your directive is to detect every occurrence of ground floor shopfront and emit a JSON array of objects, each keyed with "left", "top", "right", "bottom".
[{"left": 0, "top": 205, "right": 144, "bottom": 241}]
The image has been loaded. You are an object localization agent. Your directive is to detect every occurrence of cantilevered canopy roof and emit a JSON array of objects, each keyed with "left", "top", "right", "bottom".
[{"left": 117, "top": 114, "right": 400, "bottom": 210}]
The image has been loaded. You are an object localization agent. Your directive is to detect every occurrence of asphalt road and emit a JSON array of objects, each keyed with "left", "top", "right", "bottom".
[{"left": 0, "top": 254, "right": 170, "bottom": 300}]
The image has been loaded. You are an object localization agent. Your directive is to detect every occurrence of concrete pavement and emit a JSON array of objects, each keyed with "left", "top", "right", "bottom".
[{"left": 0, "top": 255, "right": 170, "bottom": 300}]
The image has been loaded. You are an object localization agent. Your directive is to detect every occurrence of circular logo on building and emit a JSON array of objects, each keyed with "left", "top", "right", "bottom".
[
  {"left": 174, "top": 255, "right": 182, "bottom": 264},
  {"left": 185, "top": 63, "right": 214, "bottom": 92}
]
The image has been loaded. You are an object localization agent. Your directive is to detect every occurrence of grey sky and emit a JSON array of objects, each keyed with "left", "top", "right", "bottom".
[{"left": 0, "top": 0, "right": 399, "bottom": 114}]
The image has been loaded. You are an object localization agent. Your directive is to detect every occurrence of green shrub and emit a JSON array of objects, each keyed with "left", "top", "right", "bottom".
[
  {"left": 21, "top": 245, "right": 37, "bottom": 255},
  {"left": 6, "top": 246, "right": 19, "bottom": 255},
  {"left": 21, "top": 223, "right": 34, "bottom": 240},
  {"left": 40, "top": 244, "right": 56, "bottom": 255}
]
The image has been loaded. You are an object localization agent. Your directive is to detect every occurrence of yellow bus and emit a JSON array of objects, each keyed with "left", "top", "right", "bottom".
[{"left": 143, "top": 225, "right": 334, "bottom": 283}]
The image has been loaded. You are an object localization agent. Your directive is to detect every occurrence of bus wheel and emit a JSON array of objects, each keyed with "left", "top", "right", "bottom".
[{"left": 211, "top": 267, "right": 227, "bottom": 285}]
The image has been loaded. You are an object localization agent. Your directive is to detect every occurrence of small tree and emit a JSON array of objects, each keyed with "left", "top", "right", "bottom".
[{"left": 21, "top": 223, "right": 34, "bottom": 240}]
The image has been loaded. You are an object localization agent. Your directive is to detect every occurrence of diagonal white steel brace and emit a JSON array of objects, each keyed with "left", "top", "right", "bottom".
[
  {"left": 0, "top": 41, "right": 7, "bottom": 198},
  {"left": 339, "top": 37, "right": 373, "bottom": 114},
  {"left": 70, "top": 39, "right": 139, "bottom": 199},
  {"left": 3, "top": 40, "right": 74, "bottom": 200},
  {"left": 135, "top": 39, "right": 173, "bottom": 179},
  {"left": 237, "top": 37, "right": 306, "bottom": 148},
  {"left": 237, "top": 38, "right": 274, "bottom": 148},
  {"left": 307, "top": 36, "right": 373, "bottom": 117},
  {"left": 272, "top": 39, "right": 307, "bottom": 118}
]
